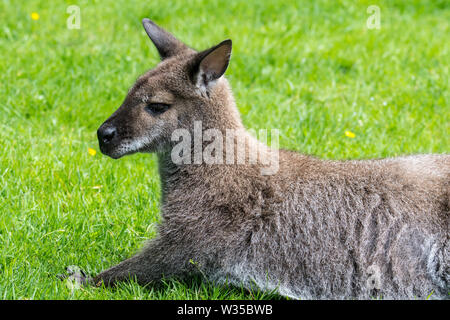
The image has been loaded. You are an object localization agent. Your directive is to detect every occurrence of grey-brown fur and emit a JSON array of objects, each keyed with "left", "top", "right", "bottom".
[{"left": 90, "top": 19, "right": 449, "bottom": 299}]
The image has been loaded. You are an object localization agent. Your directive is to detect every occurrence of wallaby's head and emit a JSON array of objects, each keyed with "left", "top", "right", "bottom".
[{"left": 97, "top": 18, "right": 235, "bottom": 159}]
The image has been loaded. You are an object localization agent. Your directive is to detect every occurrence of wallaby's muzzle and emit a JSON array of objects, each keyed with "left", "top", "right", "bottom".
[{"left": 97, "top": 123, "right": 120, "bottom": 158}]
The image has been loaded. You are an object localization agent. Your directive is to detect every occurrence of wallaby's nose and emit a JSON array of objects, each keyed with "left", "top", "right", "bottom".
[{"left": 98, "top": 126, "right": 117, "bottom": 144}]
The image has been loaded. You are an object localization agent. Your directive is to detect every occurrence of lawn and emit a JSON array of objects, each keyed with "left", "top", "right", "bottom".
[{"left": 0, "top": 0, "right": 448, "bottom": 299}]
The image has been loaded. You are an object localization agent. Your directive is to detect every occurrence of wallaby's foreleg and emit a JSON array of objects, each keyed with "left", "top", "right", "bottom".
[
  {"left": 93, "top": 238, "right": 190, "bottom": 287},
  {"left": 93, "top": 253, "right": 156, "bottom": 287},
  {"left": 58, "top": 237, "right": 189, "bottom": 288}
]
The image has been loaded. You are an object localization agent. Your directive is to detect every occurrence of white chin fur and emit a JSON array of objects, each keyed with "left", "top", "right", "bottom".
[{"left": 113, "top": 136, "right": 152, "bottom": 158}]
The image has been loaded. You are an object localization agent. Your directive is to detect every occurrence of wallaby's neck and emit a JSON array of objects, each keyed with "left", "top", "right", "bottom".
[
  {"left": 157, "top": 78, "right": 266, "bottom": 200},
  {"left": 198, "top": 78, "right": 244, "bottom": 132}
]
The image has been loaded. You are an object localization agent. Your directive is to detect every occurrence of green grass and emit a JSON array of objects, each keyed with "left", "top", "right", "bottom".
[{"left": 0, "top": 0, "right": 448, "bottom": 299}]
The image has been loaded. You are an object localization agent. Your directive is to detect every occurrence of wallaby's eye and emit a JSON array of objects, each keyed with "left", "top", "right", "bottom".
[{"left": 145, "top": 103, "right": 170, "bottom": 116}]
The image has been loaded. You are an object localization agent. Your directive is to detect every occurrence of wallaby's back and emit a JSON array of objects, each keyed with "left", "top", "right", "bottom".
[{"left": 210, "top": 152, "right": 449, "bottom": 299}]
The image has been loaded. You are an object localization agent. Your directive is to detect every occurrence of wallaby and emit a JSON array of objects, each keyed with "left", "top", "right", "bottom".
[{"left": 71, "top": 18, "right": 449, "bottom": 299}]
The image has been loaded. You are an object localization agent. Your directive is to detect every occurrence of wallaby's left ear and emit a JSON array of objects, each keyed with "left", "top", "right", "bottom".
[
  {"left": 142, "top": 18, "right": 189, "bottom": 59},
  {"left": 191, "top": 39, "right": 232, "bottom": 92}
]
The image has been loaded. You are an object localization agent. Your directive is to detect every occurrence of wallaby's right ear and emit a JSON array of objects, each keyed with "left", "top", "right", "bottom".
[
  {"left": 190, "top": 39, "right": 232, "bottom": 93},
  {"left": 142, "top": 18, "right": 188, "bottom": 59}
]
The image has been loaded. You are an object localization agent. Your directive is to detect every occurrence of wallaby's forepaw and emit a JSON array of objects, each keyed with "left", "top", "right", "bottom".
[{"left": 57, "top": 265, "right": 92, "bottom": 288}]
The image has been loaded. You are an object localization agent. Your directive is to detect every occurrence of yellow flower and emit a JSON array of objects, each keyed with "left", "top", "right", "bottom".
[
  {"left": 31, "top": 12, "right": 40, "bottom": 20},
  {"left": 88, "top": 148, "right": 97, "bottom": 156},
  {"left": 345, "top": 130, "right": 356, "bottom": 138}
]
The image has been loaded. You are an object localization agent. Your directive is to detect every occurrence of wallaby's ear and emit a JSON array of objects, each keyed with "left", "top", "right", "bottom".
[
  {"left": 191, "top": 39, "right": 232, "bottom": 92},
  {"left": 142, "top": 18, "right": 188, "bottom": 59}
]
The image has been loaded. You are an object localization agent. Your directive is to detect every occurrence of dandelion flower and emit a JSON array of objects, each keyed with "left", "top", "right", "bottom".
[
  {"left": 31, "top": 12, "right": 40, "bottom": 20},
  {"left": 345, "top": 130, "right": 356, "bottom": 138},
  {"left": 88, "top": 148, "right": 96, "bottom": 156}
]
